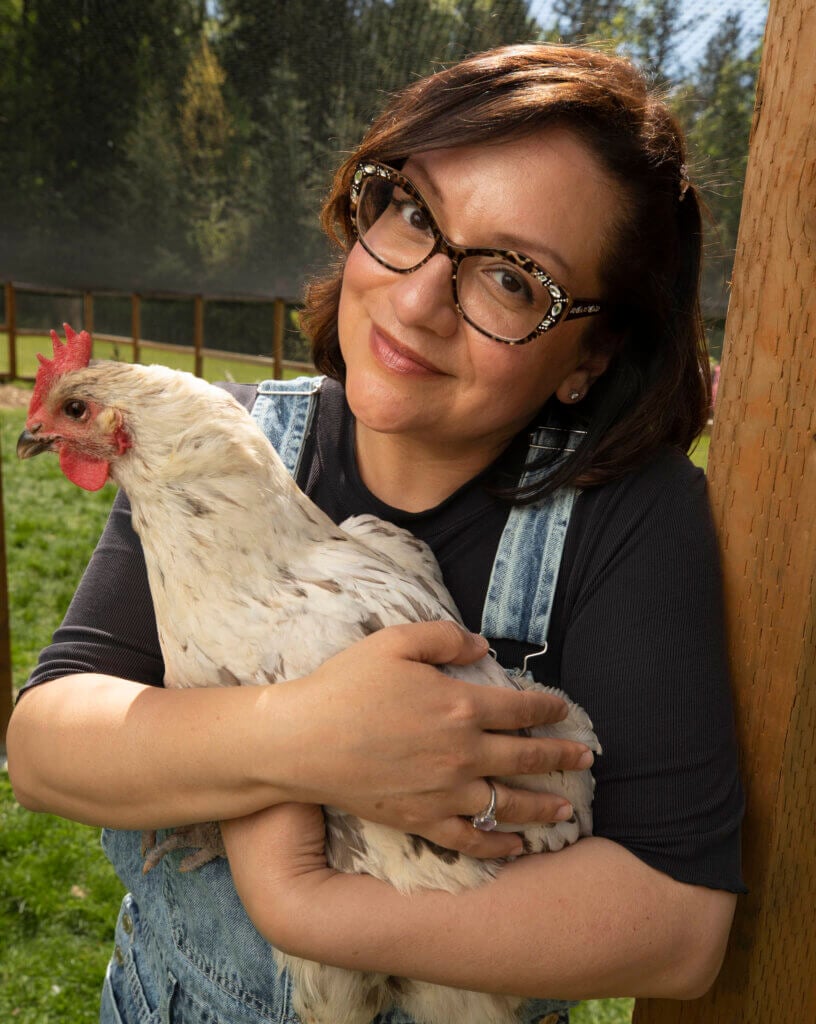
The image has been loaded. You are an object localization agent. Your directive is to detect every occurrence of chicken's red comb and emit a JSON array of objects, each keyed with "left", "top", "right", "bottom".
[{"left": 30, "top": 323, "right": 93, "bottom": 414}]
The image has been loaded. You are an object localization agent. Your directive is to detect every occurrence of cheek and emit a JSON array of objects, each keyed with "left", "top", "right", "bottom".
[
  {"left": 468, "top": 331, "right": 583, "bottom": 413},
  {"left": 338, "top": 248, "right": 369, "bottom": 355},
  {"left": 468, "top": 342, "right": 548, "bottom": 395}
]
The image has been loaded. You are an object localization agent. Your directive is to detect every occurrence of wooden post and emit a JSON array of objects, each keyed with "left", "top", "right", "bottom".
[
  {"left": 0, "top": 449, "right": 13, "bottom": 749},
  {"left": 272, "top": 299, "right": 285, "bottom": 379},
  {"left": 83, "top": 290, "right": 94, "bottom": 339},
  {"left": 193, "top": 295, "right": 204, "bottom": 378},
  {"left": 633, "top": 0, "right": 816, "bottom": 1020},
  {"left": 131, "top": 293, "right": 141, "bottom": 365},
  {"left": 5, "top": 281, "right": 16, "bottom": 380}
]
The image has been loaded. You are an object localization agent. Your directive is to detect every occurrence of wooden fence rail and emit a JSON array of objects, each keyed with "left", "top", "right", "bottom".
[{"left": 0, "top": 281, "right": 313, "bottom": 383}]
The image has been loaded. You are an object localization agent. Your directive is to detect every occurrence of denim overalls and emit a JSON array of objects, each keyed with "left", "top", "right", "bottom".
[{"left": 100, "top": 377, "right": 579, "bottom": 1024}]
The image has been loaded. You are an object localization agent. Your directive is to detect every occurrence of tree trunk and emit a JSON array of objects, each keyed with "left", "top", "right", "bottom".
[{"left": 633, "top": 0, "right": 816, "bottom": 1020}]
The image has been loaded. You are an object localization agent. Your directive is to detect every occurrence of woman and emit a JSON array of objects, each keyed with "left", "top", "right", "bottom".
[{"left": 8, "top": 43, "right": 744, "bottom": 1023}]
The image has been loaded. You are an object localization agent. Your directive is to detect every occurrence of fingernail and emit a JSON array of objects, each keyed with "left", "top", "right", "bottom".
[
  {"left": 577, "top": 750, "right": 594, "bottom": 769},
  {"left": 555, "top": 803, "right": 573, "bottom": 821},
  {"left": 470, "top": 632, "right": 489, "bottom": 651},
  {"left": 509, "top": 840, "right": 524, "bottom": 857}
]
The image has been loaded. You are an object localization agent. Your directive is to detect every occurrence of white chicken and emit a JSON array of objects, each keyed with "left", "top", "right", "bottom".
[{"left": 18, "top": 325, "right": 600, "bottom": 1024}]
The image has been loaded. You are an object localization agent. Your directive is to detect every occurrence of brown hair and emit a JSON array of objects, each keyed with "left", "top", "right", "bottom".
[{"left": 302, "top": 43, "right": 710, "bottom": 500}]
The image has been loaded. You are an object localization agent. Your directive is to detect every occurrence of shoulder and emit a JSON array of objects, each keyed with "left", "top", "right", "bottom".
[
  {"left": 581, "top": 445, "right": 707, "bottom": 514},
  {"left": 559, "top": 445, "right": 720, "bottom": 615},
  {"left": 572, "top": 446, "right": 712, "bottom": 551}
]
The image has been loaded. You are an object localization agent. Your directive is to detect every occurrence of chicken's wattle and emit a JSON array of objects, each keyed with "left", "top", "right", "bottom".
[{"left": 59, "top": 447, "right": 109, "bottom": 491}]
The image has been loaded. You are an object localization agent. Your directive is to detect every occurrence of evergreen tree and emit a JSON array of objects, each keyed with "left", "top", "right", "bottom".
[
  {"left": 630, "top": 0, "right": 692, "bottom": 84},
  {"left": 673, "top": 13, "right": 760, "bottom": 321},
  {"left": 0, "top": 0, "right": 203, "bottom": 286},
  {"left": 0, "top": 0, "right": 762, "bottom": 324},
  {"left": 179, "top": 34, "right": 252, "bottom": 284},
  {"left": 547, "top": 0, "right": 628, "bottom": 42}
]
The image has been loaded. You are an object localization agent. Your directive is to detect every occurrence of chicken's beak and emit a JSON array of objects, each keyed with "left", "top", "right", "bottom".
[{"left": 17, "top": 426, "right": 56, "bottom": 459}]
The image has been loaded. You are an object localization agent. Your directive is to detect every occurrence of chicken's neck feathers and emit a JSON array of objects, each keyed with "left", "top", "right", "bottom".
[{"left": 76, "top": 361, "right": 341, "bottom": 553}]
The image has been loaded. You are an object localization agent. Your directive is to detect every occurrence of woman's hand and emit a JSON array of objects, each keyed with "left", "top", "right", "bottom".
[{"left": 268, "top": 621, "right": 593, "bottom": 858}]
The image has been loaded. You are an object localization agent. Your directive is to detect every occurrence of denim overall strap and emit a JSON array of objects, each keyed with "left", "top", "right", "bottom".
[
  {"left": 481, "top": 426, "right": 585, "bottom": 647},
  {"left": 251, "top": 375, "right": 325, "bottom": 479}
]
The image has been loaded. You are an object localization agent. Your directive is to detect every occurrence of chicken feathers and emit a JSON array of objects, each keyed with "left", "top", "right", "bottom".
[{"left": 19, "top": 330, "right": 600, "bottom": 1024}]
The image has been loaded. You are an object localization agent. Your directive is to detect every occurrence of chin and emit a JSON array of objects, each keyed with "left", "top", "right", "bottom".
[{"left": 344, "top": 368, "right": 430, "bottom": 436}]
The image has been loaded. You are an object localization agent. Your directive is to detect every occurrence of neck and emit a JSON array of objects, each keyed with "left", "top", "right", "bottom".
[
  {"left": 97, "top": 364, "right": 338, "bottom": 552},
  {"left": 354, "top": 422, "right": 506, "bottom": 512}
]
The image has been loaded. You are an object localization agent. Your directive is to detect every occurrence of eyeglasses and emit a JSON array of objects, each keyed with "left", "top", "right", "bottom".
[{"left": 349, "top": 161, "right": 605, "bottom": 345}]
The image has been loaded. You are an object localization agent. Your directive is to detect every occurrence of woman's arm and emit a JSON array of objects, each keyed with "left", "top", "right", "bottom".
[
  {"left": 7, "top": 622, "right": 593, "bottom": 858},
  {"left": 223, "top": 801, "right": 736, "bottom": 1001},
  {"left": 222, "top": 456, "right": 742, "bottom": 999}
]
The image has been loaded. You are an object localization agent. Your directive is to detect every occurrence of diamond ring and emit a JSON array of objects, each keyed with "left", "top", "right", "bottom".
[{"left": 471, "top": 780, "right": 498, "bottom": 831}]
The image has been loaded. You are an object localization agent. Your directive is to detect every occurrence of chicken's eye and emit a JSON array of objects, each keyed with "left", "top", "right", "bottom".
[{"left": 63, "top": 399, "right": 88, "bottom": 420}]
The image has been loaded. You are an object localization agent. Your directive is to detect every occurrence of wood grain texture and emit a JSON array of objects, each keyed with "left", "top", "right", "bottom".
[{"left": 634, "top": 0, "right": 816, "bottom": 1020}]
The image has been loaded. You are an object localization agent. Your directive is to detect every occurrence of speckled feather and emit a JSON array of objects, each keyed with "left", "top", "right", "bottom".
[{"left": 38, "top": 361, "right": 600, "bottom": 1024}]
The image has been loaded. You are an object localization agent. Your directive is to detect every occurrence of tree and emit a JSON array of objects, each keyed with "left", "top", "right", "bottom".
[
  {"left": 673, "top": 13, "right": 760, "bottom": 324},
  {"left": 0, "top": 0, "right": 204, "bottom": 287},
  {"left": 629, "top": 0, "right": 692, "bottom": 84},
  {"left": 546, "top": 0, "right": 627, "bottom": 42},
  {"left": 178, "top": 34, "right": 252, "bottom": 283}
]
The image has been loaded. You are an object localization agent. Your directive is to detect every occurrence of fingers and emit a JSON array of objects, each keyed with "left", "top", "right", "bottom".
[
  {"left": 482, "top": 732, "right": 594, "bottom": 776},
  {"left": 472, "top": 683, "right": 568, "bottom": 731},
  {"left": 417, "top": 816, "right": 527, "bottom": 859},
  {"left": 367, "top": 623, "right": 569, "bottom": 727},
  {"left": 377, "top": 620, "right": 490, "bottom": 667},
  {"left": 418, "top": 775, "right": 581, "bottom": 859},
  {"left": 468, "top": 779, "right": 573, "bottom": 827}
]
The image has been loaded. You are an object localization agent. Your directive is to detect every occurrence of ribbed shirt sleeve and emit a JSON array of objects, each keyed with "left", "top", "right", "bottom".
[
  {"left": 22, "top": 489, "right": 164, "bottom": 690},
  {"left": 551, "top": 450, "right": 745, "bottom": 892}
]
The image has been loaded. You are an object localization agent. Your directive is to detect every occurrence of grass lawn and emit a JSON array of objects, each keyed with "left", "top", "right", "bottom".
[
  {"left": 0, "top": 774, "right": 124, "bottom": 1023},
  {"left": 3, "top": 378, "right": 717, "bottom": 1023}
]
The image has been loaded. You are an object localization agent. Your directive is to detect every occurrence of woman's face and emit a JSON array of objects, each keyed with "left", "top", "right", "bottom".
[{"left": 338, "top": 128, "right": 619, "bottom": 464}]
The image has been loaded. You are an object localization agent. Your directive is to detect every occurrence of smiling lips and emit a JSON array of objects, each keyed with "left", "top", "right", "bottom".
[{"left": 370, "top": 325, "right": 448, "bottom": 377}]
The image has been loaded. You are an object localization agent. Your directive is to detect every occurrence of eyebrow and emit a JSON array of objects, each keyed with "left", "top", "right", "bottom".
[{"left": 406, "top": 163, "right": 573, "bottom": 278}]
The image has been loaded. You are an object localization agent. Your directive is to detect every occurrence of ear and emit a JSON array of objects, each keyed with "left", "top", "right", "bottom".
[{"left": 555, "top": 348, "right": 612, "bottom": 405}]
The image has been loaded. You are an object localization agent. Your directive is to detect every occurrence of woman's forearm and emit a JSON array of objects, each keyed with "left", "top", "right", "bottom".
[
  {"left": 225, "top": 806, "right": 736, "bottom": 1002},
  {"left": 7, "top": 674, "right": 296, "bottom": 828},
  {"left": 7, "top": 625, "right": 593, "bottom": 850}
]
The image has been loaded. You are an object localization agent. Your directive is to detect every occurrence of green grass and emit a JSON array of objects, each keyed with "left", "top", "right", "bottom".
[
  {"left": 572, "top": 1000, "right": 634, "bottom": 1023},
  {"left": 0, "top": 774, "right": 124, "bottom": 1024},
  {"left": 0, "top": 389, "right": 642, "bottom": 1023},
  {"left": 1, "top": 404, "right": 124, "bottom": 1017},
  {"left": 689, "top": 429, "right": 710, "bottom": 471}
]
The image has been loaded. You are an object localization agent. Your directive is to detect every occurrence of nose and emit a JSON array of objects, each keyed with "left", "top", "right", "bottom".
[{"left": 389, "top": 253, "right": 460, "bottom": 339}]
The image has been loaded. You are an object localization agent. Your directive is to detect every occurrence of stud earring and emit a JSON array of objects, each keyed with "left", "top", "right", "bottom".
[{"left": 569, "top": 389, "right": 582, "bottom": 402}]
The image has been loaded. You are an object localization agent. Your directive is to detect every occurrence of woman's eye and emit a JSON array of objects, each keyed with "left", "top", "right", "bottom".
[
  {"left": 63, "top": 399, "right": 88, "bottom": 420},
  {"left": 486, "top": 267, "right": 534, "bottom": 303},
  {"left": 392, "top": 197, "right": 431, "bottom": 233}
]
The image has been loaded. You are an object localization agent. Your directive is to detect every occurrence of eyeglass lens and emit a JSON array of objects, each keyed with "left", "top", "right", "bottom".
[{"left": 355, "top": 174, "right": 559, "bottom": 343}]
